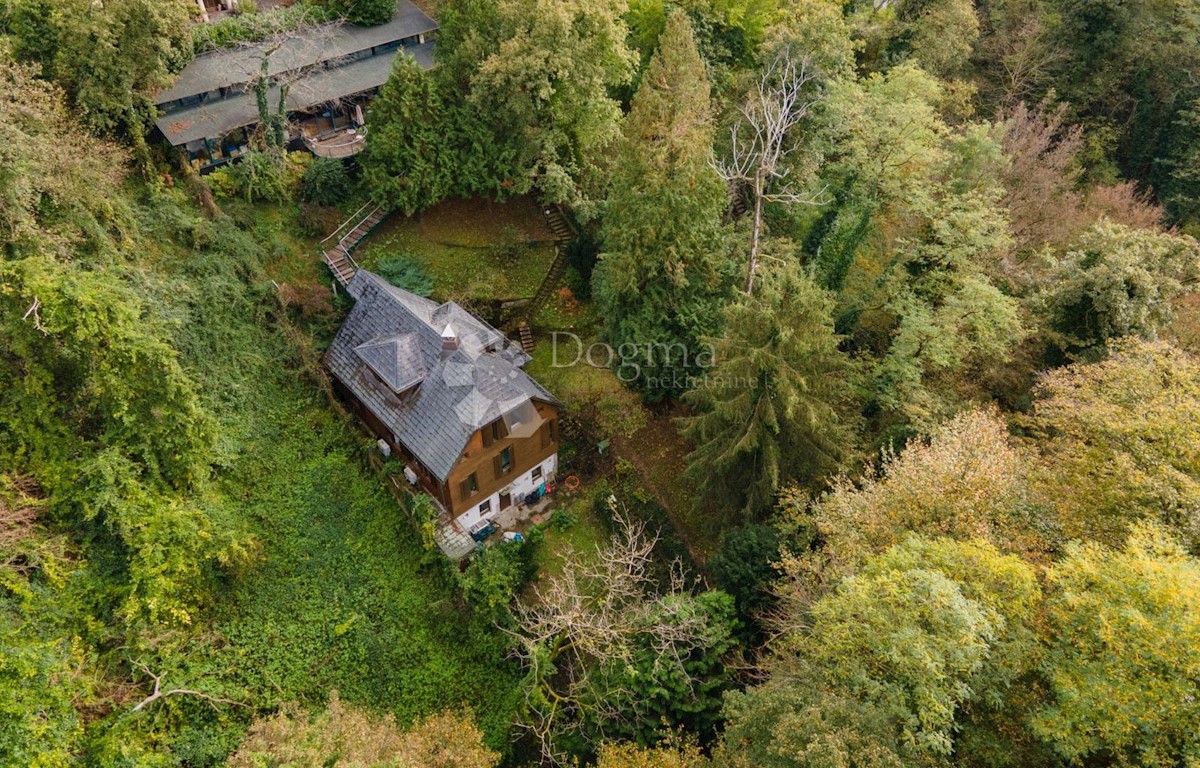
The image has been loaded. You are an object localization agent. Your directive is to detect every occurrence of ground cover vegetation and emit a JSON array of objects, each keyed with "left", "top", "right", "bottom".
[{"left": 4, "top": 0, "right": 1200, "bottom": 765}]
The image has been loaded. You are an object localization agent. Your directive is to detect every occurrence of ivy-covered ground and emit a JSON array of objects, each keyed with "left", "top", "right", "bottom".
[{"left": 143, "top": 197, "right": 522, "bottom": 755}]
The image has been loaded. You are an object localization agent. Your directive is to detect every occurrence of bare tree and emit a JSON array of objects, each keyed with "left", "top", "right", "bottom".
[
  {"left": 507, "top": 503, "right": 714, "bottom": 765},
  {"left": 976, "top": 14, "right": 1064, "bottom": 110},
  {"left": 718, "top": 48, "right": 827, "bottom": 294}
]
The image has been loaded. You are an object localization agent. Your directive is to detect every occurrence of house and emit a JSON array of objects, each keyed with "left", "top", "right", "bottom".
[
  {"left": 153, "top": 0, "right": 437, "bottom": 170},
  {"left": 325, "top": 271, "right": 561, "bottom": 536}
]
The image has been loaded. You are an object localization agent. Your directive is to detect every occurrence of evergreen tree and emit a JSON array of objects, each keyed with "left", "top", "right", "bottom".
[
  {"left": 592, "top": 11, "right": 733, "bottom": 401},
  {"left": 680, "top": 255, "right": 857, "bottom": 518},
  {"left": 361, "top": 54, "right": 453, "bottom": 215}
]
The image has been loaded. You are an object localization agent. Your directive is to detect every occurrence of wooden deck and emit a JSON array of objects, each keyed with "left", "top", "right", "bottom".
[{"left": 304, "top": 128, "right": 367, "bottom": 159}]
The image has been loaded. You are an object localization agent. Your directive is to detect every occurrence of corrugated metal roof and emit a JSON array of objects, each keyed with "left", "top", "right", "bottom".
[
  {"left": 325, "top": 271, "right": 560, "bottom": 482},
  {"left": 155, "top": 0, "right": 437, "bottom": 104},
  {"left": 155, "top": 42, "right": 433, "bottom": 145}
]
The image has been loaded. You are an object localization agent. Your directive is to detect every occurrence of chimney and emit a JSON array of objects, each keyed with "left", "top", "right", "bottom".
[{"left": 441, "top": 323, "right": 459, "bottom": 353}]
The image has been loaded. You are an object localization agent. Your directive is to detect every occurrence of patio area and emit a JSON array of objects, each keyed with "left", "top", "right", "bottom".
[{"left": 432, "top": 492, "right": 558, "bottom": 560}]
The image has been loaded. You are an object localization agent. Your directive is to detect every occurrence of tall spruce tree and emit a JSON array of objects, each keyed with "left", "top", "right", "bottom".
[
  {"left": 681, "top": 254, "right": 857, "bottom": 517},
  {"left": 592, "top": 11, "right": 733, "bottom": 401}
]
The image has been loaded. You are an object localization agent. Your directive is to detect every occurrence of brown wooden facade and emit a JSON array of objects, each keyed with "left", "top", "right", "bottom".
[
  {"left": 444, "top": 400, "right": 559, "bottom": 515},
  {"left": 333, "top": 379, "right": 558, "bottom": 517}
]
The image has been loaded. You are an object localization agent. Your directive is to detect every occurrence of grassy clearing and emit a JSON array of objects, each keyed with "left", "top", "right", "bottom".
[
  {"left": 530, "top": 495, "right": 607, "bottom": 583},
  {"left": 356, "top": 196, "right": 557, "bottom": 301}
]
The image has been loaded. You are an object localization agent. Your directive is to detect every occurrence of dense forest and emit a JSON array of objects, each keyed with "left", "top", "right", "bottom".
[{"left": 1, "top": 0, "right": 1199, "bottom": 766}]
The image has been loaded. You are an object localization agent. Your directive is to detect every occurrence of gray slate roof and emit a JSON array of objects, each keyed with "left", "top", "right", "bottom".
[
  {"left": 325, "top": 271, "right": 559, "bottom": 482},
  {"left": 156, "top": 1, "right": 437, "bottom": 104}
]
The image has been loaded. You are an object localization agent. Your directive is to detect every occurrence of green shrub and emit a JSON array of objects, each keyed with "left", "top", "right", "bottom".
[
  {"left": 550, "top": 506, "right": 578, "bottom": 531},
  {"left": 458, "top": 541, "right": 537, "bottom": 622},
  {"left": 192, "top": 1, "right": 338, "bottom": 52},
  {"left": 322, "top": 0, "right": 395, "bottom": 25},
  {"left": 234, "top": 0, "right": 257, "bottom": 15},
  {"left": 377, "top": 253, "right": 434, "bottom": 296},
  {"left": 227, "top": 151, "right": 291, "bottom": 202},
  {"left": 299, "top": 157, "right": 350, "bottom": 206}
]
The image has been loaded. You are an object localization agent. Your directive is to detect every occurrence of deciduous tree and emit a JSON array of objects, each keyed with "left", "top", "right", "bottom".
[
  {"left": 462, "top": 0, "right": 635, "bottom": 202},
  {"left": 719, "top": 535, "right": 1040, "bottom": 768},
  {"left": 1042, "top": 219, "right": 1200, "bottom": 351},
  {"left": 1031, "top": 524, "right": 1200, "bottom": 767},
  {"left": 5, "top": 0, "right": 192, "bottom": 163},
  {"left": 1028, "top": 338, "right": 1200, "bottom": 549},
  {"left": 228, "top": 693, "right": 500, "bottom": 768},
  {"left": 784, "top": 408, "right": 1047, "bottom": 591}
]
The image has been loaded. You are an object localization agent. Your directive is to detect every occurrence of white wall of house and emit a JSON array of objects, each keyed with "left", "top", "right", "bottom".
[{"left": 454, "top": 453, "right": 558, "bottom": 533}]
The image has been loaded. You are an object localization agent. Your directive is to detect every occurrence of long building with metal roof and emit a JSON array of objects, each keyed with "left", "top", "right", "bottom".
[{"left": 154, "top": 0, "right": 436, "bottom": 168}]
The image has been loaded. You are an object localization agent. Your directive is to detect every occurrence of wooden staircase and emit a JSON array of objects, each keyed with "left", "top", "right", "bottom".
[
  {"left": 544, "top": 204, "right": 574, "bottom": 243},
  {"left": 522, "top": 205, "right": 576, "bottom": 325},
  {"left": 514, "top": 320, "right": 535, "bottom": 353},
  {"left": 321, "top": 202, "right": 388, "bottom": 286}
]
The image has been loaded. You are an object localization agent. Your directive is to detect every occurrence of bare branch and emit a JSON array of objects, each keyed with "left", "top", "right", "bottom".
[
  {"left": 130, "top": 662, "right": 245, "bottom": 714},
  {"left": 22, "top": 297, "right": 48, "bottom": 335},
  {"left": 507, "top": 500, "right": 714, "bottom": 765},
  {"left": 715, "top": 47, "right": 827, "bottom": 293}
]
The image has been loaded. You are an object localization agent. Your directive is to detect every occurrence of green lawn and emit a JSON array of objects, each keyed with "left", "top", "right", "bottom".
[
  {"left": 530, "top": 495, "right": 608, "bottom": 583},
  {"left": 356, "top": 196, "right": 557, "bottom": 302}
]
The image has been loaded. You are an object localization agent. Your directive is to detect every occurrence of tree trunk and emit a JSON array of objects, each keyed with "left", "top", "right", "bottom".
[{"left": 746, "top": 171, "right": 766, "bottom": 294}]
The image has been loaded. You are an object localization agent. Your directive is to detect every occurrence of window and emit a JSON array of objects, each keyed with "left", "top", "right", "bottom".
[
  {"left": 495, "top": 446, "right": 514, "bottom": 477},
  {"left": 460, "top": 472, "right": 478, "bottom": 499},
  {"left": 532, "top": 465, "right": 542, "bottom": 481},
  {"left": 479, "top": 499, "right": 491, "bottom": 515},
  {"left": 482, "top": 420, "right": 506, "bottom": 448}
]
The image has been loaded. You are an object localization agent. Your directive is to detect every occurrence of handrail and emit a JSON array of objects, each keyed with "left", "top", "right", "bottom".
[
  {"left": 337, "top": 204, "right": 383, "bottom": 252},
  {"left": 320, "top": 201, "right": 374, "bottom": 245}
]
